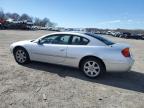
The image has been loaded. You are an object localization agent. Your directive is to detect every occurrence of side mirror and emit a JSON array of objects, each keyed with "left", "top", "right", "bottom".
[{"left": 38, "top": 39, "right": 43, "bottom": 45}]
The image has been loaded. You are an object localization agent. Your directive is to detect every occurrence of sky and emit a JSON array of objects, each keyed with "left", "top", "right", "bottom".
[{"left": 0, "top": 0, "right": 144, "bottom": 29}]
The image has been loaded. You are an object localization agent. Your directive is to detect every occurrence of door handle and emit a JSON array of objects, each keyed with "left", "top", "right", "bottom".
[{"left": 60, "top": 49, "right": 65, "bottom": 51}]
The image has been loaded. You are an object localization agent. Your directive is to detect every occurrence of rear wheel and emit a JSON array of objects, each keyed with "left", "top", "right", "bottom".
[
  {"left": 14, "top": 47, "right": 30, "bottom": 64},
  {"left": 80, "top": 58, "right": 105, "bottom": 78}
]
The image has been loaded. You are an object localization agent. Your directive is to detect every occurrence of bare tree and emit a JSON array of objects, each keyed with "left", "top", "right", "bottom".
[
  {"left": 48, "top": 22, "right": 57, "bottom": 27},
  {"left": 0, "top": 7, "right": 58, "bottom": 28},
  {"left": 5, "top": 12, "right": 20, "bottom": 21},
  {"left": 34, "top": 17, "right": 42, "bottom": 26},
  {"left": 5, "top": 13, "right": 12, "bottom": 19},
  {"left": 41, "top": 18, "right": 50, "bottom": 27},
  {"left": 19, "top": 13, "right": 32, "bottom": 22},
  {"left": 0, "top": 8, "right": 5, "bottom": 19},
  {"left": 34, "top": 17, "right": 54, "bottom": 27},
  {"left": 11, "top": 13, "right": 20, "bottom": 21},
  {"left": 40, "top": 18, "right": 57, "bottom": 27}
]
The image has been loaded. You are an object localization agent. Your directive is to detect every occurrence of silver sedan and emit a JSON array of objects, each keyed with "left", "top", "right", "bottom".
[{"left": 10, "top": 32, "right": 134, "bottom": 78}]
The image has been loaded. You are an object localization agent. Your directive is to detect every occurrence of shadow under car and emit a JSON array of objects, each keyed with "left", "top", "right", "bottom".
[{"left": 24, "top": 61, "right": 144, "bottom": 93}]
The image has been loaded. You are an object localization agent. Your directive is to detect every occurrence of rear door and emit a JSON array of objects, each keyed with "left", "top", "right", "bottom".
[{"left": 66, "top": 35, "right": 90, "bottom": 66}]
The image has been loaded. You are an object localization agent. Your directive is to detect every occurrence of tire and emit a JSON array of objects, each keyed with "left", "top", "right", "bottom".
[
  {"left": 13, "top": 47, "right": 30, "bottom": 64},
  {"left": 80, "top": 58, "right": 105, "bottom": 78}
]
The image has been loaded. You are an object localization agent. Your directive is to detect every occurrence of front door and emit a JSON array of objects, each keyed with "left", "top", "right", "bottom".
[{"left": 31, "top": 34, "right": 71, "bottom": 64}]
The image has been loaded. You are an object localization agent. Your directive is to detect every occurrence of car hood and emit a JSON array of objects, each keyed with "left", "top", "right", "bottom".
[
  {"left": 10, "top": 40, "right": 32, "bottom": 53},
  {"left": 11, "top": 40, "right": 32, "bottom": 45},
  {"left": 10, "top": 40, "right": 32, "bottom": 49}
]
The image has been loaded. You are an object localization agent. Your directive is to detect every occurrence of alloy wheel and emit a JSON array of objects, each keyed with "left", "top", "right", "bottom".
[
  {"left": 15, "top": 49, "right": 27, "bottom": 63},
  {"left": 83, "top": 61, "right": 100, "bottom": 77}
]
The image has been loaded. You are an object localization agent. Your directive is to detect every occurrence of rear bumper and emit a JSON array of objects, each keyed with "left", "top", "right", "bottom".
[{"left": 105, "top": 58, "right": 135, "bottom": 72}]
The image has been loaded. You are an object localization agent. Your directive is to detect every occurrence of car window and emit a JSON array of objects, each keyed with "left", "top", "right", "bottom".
[
  {"left": 40, "top": 35, "right": 58, "bottom": 44},
  {"left": 41, "top": 34, "right": 71, "bottom": 45},
  {"left": 53, "top": 35, "right": 70, "bottom": 44},
  {"left": 85, "top": 33, "right": 115, "bottom": 45},
  {"left": 71, "top": 35, "right": 89, "bottom": 45}
]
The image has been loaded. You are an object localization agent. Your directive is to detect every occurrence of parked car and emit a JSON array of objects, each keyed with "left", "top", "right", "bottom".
[
  {"left": 106, "top": 31, "right": 116, "bottom": 36},
  {"left": 141, "top": 35, "right": 144, "bottom": 40},
  {"left": 135, "top": 34, "right": 144, "bottom": 40},
  {"left": 95, "top": 31, "right": 101, "bottom": 34},
  {"left": 0, "top": 19, "right": 6, "bottom": 29},
  {"left": 10, "top": 32, "right": 134, "bottom": 78},
  {"left": 114, "top": 32, "right": 121, "bottom": 37},
  {"left": 106, "top": 31, "right": 112, "bottom": 35},
  {"left": 119, "top": 32, "right": 131, "bottom": 38},
  {"left": 131, "top": 34, "right": 144, "bottom": 40}
]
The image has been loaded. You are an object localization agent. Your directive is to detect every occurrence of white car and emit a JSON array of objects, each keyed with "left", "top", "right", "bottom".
[{"left": 10, "top": 32, "right": 134, "bottom": 78}]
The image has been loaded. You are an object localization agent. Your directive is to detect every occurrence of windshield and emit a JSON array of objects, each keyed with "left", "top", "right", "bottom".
[{"left": 85, "top": 33, "right": 115, "bottom": 45}]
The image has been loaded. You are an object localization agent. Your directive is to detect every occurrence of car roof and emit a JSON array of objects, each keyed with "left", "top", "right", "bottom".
[{"left": 48, "top": 32, "right": 86, "bottom": 36}]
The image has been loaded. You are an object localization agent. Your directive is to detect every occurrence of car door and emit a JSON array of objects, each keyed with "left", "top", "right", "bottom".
[
  {"left": 66, "top": 35, "right": 90, "bottom": 67},
  {"left": 30, "top": 34, "right": 71, "bottom": 64}
]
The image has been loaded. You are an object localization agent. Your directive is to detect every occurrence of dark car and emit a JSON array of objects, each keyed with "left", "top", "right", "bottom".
[
  {"left": 119, "top": 32, "right": 131, "bottom": 38},
  {"left": 124, "top": 33, "right": 144, "bottom": 40},
  {"left": 131, "top": 34, "right": 144, "bottom": 40}
]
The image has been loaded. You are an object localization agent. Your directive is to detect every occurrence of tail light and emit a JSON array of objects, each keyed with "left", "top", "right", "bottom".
[{"left": 121, "top": 48, "right": 130, "bottom": 57}]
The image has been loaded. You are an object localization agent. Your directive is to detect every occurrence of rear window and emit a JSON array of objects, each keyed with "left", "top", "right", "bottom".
[
  {"left": 71, "top": 35, "right": 89, "bottom": 45},
  {"left": 85, "top": 33, "right": 115, "bottom": 45}
]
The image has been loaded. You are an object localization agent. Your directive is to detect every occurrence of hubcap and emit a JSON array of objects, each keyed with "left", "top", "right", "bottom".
[
  {"left": 84, "top": 61, "right": 100, "bottom": 77},
  {"left": 15, "top": 50, "right": 27, "bottom": 63}
]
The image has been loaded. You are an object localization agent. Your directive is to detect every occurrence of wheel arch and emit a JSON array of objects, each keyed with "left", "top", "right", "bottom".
[
  {"left": 79, "top": 55, "right": 106, "bottom": 71},
  {"left": 13, "top": 46, "right": 29, "bottom": 55},
  {"left": 13, "top": 46, "right": 31, "bottom": 64}
]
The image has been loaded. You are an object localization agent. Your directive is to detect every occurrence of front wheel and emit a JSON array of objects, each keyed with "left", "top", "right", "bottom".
[
  {"left": 81, "top": 58, "right": 105, "bottom": 78},
  {"left": 14, "top": 48, "right": 30, "bottom": 64}
]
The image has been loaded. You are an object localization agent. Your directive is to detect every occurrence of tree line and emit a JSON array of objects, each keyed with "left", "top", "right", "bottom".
[{"left": 0, "top": 8, "right": 56, "bottom": 27}]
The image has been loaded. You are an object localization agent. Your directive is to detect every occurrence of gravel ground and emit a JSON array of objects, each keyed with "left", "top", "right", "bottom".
[{"left": 0, "top": 30, "right": 144, "bottom": 108}]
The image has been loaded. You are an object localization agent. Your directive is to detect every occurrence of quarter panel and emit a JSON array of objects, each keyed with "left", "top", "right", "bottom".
[{"left": 65, "top": 45, "right": 110, "bottom": 67}]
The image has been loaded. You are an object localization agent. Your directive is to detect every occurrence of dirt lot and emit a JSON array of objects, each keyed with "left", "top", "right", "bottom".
[{"left": 0, "top": 30, "right": 144, "bottom": 108}]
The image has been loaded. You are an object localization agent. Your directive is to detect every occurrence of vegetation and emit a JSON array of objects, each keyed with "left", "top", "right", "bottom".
[{"left": 0, "top": 8, "right": 56, "bottom": 27}]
